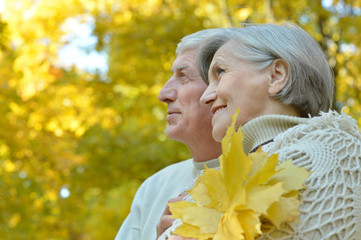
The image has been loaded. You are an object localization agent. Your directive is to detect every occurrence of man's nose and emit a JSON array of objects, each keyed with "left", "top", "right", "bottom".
[{"left": 158, "top": 78, "right": 177, "bottom": 103}]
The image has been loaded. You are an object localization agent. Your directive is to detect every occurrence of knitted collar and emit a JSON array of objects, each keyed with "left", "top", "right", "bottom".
[
  {"left": 242, "top": 114, "right": 308, "bottom": 154},
  {"left": 190, "top": 115, "right": 308, "bottom": 175},
  {"left": 192, "top": 158, "right": 220, "bottom": 175}
]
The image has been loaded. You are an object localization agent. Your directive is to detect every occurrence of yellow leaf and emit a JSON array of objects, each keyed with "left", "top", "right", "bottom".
[
  {"left": 173, "top": 222, "right": 213, "bottom": 240},
  {"left": 247, "top": 182, "right": 285, "bottom": 215},
  {"left": 269, "top": 160, "right": 311, "bottom": 192},
  {"left": 247, "top": 151, "right": 279, "bottom": 187},
  {"left": 182, "top": 206, "right": 223, "bottom": 234},
  {"left": 223, "top": 130, "right": 250, "bottom": 201},
  {"left": 238, "top": 210, "right": 262, "bottom": 240},
  {"left": 221, "top": 109, "right": 239, "bottom": 156},
  {"left": 221, "top": 109, "right": 250, "bottom": 204},
  {"left": 170, "top": 111, "right": 310, "bottom": 240},
  {"left": 168, "top": 201, "right": 197, "bottom": 220},
  {"left": 190, "top": 168, "right": 229, "bottom": 211},
  {"left": 189, "top": 179, "right": 212, "bottom": 206},
  {"left": 214, "top": 210, "right": 245, "bottom": 240},
  {"left": 267, "top": 197, "right": 301, "bottom": 228},
  {"left": 170, "top": 202, "right": 218, "bottom": 239}
]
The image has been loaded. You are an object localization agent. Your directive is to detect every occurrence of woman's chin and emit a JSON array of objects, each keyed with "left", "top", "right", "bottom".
[{"left": 212, "top": 129, "right": 226, "bottom": 142}]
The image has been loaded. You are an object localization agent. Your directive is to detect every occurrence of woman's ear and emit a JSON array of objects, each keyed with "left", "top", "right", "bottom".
[{"left": 268, "top": 59, "right": 288, "bottom": 95}]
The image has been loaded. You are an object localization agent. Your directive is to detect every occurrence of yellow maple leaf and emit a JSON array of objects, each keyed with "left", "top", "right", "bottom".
[{"left": 169, "top": 110, "right": 311, "bottom": 239}]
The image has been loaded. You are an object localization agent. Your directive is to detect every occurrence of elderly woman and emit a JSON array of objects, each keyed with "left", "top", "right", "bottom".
[{"left": 196, "top": 23, "right": 361, "bottom": 239}]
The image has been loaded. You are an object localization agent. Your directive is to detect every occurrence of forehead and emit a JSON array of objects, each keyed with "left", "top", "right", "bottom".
[
  {"left": 172, "top": 49, "right": 197, "bottom": 72},
  {"left": 211, "top": 40, "right": 237, "bottom": 63}
]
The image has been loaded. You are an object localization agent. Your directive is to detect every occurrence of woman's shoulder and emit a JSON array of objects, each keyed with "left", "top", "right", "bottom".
[
  {"left": 301, "top": 109, "right": 361, "bottom": 137},
  {"left": 263, "top": 109, "right": 361, "bottom": 173},
  {"left": 272, "top": 109, "right": 361, "bottom": 146},
  {"left": 261, "top": 110, "right": 361, "bottom": 239}
]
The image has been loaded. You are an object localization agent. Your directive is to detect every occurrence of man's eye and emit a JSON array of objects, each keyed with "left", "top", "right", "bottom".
[
  {"left": 180, "top": 73, "right": 191, "bottom": 83},
  {"left": 178, "top": 72, "right": 187, "bottom": 78}
]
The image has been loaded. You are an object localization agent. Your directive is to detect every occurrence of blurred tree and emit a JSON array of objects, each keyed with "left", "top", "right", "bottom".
[{"left": 0, "top": 0, "right": 360, "bottom": 239}]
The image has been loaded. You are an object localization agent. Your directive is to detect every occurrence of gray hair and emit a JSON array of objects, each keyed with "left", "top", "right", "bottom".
[
  {"left": 175, "top": 28, "right": 235, "bottom": 56},
  {"left": 198, "top": 23, "right": 335, "bottom": 117}
]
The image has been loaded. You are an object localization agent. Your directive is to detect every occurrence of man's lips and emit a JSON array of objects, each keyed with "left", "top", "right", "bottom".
[
  {"left": 166, "top": 110, "right": 181, "bottom": 122},
  {"left": 167, "top": 111, "right": 181, "bottom": 115}
]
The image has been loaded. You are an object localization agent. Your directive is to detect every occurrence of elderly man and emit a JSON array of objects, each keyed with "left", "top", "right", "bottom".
[{"left": 115, "top": 29, "right": 231, "bottom": 240}]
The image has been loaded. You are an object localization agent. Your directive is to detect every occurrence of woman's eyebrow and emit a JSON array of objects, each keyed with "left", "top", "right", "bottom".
[{"left": 209, "top": 60, "right": 222, "bottom": 76}]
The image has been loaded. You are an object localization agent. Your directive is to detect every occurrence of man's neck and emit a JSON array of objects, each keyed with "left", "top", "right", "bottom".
[{"left": 187, "top": 141, "right": 221, "bottom": 162}]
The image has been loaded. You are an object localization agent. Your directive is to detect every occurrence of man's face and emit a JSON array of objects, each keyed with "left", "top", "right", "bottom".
[{"left": 158, "top": 49, "right": 213, "bottom": 146}]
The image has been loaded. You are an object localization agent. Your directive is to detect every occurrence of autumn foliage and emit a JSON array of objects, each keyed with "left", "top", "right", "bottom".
[
  {"left": 169, "top": 112, "right": 310, "bottom": 239},
  {"left": 1, "top": 0, "right": 361, "bottom": 239}
]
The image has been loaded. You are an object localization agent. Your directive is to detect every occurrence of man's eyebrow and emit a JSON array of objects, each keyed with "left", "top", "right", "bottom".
[{"left": 171, "top": 64, "right": 188, "bottom": 73}]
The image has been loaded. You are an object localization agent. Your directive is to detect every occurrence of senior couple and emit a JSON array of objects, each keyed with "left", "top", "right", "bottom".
[{"left": 117, "top": 23, "right": 361, "bottom": 240}]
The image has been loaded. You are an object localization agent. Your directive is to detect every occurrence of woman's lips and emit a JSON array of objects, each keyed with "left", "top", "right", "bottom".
[
  {"left": 211, "top": 105, "right": 227, "bottom": 115},
  {"left": 214, "top": 107, "right": 225, "bottom": 115}
]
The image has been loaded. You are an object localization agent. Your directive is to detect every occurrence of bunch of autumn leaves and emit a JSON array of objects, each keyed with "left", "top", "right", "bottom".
[{"left": 169, "top": 113, "right": 311, "bottom": 240}]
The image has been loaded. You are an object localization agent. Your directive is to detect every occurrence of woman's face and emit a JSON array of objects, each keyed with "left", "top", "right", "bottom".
[{"left": 200, "top": 40, "right": 274, "bottom": 142}]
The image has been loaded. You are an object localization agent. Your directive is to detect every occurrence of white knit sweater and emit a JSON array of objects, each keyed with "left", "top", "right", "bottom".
[
  {"left": 245, "top": 110, "right": 361, "bottom": 239},
  {"left": 162, "top": 110, "right": 361, "bottom": 239},
  {"left": 115, "top": 158, "right": 219, "bottom": 240}
]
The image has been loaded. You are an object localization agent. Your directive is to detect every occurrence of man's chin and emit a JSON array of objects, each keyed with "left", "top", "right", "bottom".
[{"left": 165, "top": 126, "right": 182, "bottom": 140}]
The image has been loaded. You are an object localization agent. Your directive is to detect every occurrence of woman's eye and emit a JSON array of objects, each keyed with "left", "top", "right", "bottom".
[{"left": 217, "top": 68, "right": 225, "bottom": 77}]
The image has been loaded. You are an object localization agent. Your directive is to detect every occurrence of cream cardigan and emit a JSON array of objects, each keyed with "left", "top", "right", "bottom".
[{"left": 162, "top": 110, "right": 361, "bottom": 239}]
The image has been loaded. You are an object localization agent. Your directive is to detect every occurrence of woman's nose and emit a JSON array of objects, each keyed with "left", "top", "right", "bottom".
[{"left": 200, "top": 86, "right": 217, "bottom": 106}]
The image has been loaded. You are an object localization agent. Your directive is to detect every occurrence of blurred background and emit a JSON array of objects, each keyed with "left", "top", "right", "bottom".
[{"left": 1, "top": 0, "right": 361, "bottom": 239}]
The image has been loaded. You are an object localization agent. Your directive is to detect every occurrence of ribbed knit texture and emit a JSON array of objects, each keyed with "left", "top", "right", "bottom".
[
  {"left": 256, "top": 111, "right": 361, "bottom": 239},
  {"left": 193, "top": 158, "right": 220, "bottom": 176},
  {"left": 242, "top": 114, "right": 308, "bottom": 154}
]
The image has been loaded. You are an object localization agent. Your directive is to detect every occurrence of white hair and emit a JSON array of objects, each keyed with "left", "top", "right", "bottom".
[
  {"left": 176, "top": 28, "right": 234, "bottom": 56},
  {"left": 198, "top": 23, "right": 334, "bottom": 117}
]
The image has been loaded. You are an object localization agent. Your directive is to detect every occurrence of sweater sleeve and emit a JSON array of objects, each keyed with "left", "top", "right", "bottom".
[
  {"left": 114, "top": 184, "right": 144, "bottom": 240},
  {"left": 261, "top": 122, "right": 361, "bottom": 239},
  {"left": 115, "top": 214, "right": 140, "bottom": 240},
  {"left": 114, "top": 159, "right": 197, "bottom": 240}
]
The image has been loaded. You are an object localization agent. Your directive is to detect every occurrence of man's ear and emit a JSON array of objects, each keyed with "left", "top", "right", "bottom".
[{"left": 268, "top": 59, "right": 288, "bottom": 95}]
